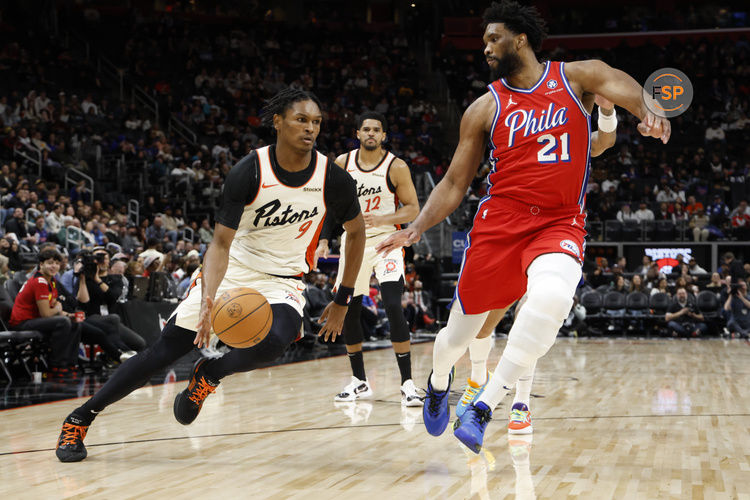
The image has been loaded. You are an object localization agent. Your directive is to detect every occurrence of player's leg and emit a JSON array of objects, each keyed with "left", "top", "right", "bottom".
[
  {"left": 423, "top": 304, "right": 489, "bottom": 435},
  {"left": 508, "top": 360, "right": 535, "bottom": 435},
  {"left": 456, "top": 308, "right": 507, "bottom": 419},
  {"left": 380, "top": 278, "right": 421, "bottom": 406},
  {"left": 335, "top": 295, "right": 374, "bottom": 402},
  {"left": 56, "top": 316, "right": 197, "bottom": 462},
  {"left": 333, "top": 238, "right": 375, "bottom": 401},
  {"left": 174, "top": 303, "right": 302, "bottom": 424},
  {"left": 454, "top": 253, "right": 581, "bottom": 453}
]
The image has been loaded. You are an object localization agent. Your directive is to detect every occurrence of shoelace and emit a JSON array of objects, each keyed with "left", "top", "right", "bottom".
[
  {"left": 188, "top": 377, "right": 216, "bottom": 405},
  {"left": 509, "top": 409, "right": 529, "bottom": 423},
  {"left": 59, "top": 423, "right": 88, "bottom": 447},
  {"left": 470, "top": 406, "right": 492, "bottom": 427},
  {"left": 460, "top": 385, "right": 479, "bottom": 405},
  {"left": 426, "top": 387, "right": 446, "bottom": 414}
]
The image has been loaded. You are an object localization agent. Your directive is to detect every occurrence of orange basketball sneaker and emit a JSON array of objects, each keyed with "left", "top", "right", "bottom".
[
  {"left": 173, "top": 358, "right": 219, "bottom": 425},
  {"left": 56, "top": 414, "right": 90, "bottom": 462},
  {"left": 507, "top": 402, "right": 533, "bottom": 434}
]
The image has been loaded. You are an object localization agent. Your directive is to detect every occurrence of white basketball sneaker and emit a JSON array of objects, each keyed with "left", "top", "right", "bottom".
[
  {"left": 334, "top": 376, "right": 373, "bottom": 402},
  {"left": 400, "top": 379, "right": 423, "bottom": 407}
]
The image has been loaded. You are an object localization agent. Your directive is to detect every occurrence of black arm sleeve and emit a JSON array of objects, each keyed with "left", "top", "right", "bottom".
[
  {"left": 323, "top": 162, "right": 361, "bottom": 228},
  {"left": 214, "top": 152, "right": 260, "bottom": 230}
]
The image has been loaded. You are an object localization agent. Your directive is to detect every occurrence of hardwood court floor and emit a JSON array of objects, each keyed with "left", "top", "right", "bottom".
[{"left": 2, "top": 338, "right": 749, "bottom": 499}]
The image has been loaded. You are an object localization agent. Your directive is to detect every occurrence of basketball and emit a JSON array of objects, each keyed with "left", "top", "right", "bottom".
[{"left": 211, "top": 288, "right": 273, "bottom": 348}]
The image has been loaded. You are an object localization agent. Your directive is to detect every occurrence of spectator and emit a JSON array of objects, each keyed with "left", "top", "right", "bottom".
[
  {"left": 634, "top": 202, "right": 654, "bottom": 222},
  {"left": 145, "top": 216, "right": 168, "bottom": 245},
  {"left": 730, "top": 200, "right": 750, "bottom": 240},
  {"left": 723, "top": 279, "right": 750, "bottom": 338},
  {"left": 672, "top": 202, "right": 689, "bottom": 224},
  {"left": 665, "top": 287, "right": 708, "bottom": 337},
  {"left": 685, "top": 195, "right": 704, "bottom": 215},
  {"left": 45, "top": 203, "right": 64, "bottom": 236},
  {"left": 616, "top": 203, "right": 638, "bottom": 222},
  {"left": 722, "top": 252, "right": 745, "bottom": 281},
  {"left": 0, "top": 236, "right": 22, "bottom": 271},
  {"left": 688, "top": 258, "right": 708, "bottom": 275},
  {"left": 198, "top": 218, "right": 214, "bottom": 245},
  {"left": 4, "top": 207, "right": 33, "bottom": 244},
  {"left": 706, "top": 272, "right": 723, "bottom": 292},
  {"left": 651, "top": 277, "right": 670, "bottom": 297},
  {"left": 635, "top": 255, "right": 653, "bottom": 275},
  {"left": 8, "top": 249, "right": 81, "bottom": 374},
  {"left": 690, "top": 209, "right": 710, "bottom": 241},
  {"left": 631, "top": 274, "right": 647, "bottom": 293}
]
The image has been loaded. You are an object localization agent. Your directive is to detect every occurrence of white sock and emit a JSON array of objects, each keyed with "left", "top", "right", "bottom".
[
  {"left": 430, "top": 306, "right": 488, "bottom": 391},
  {"left": 469, "top": 336, "right": 493, "bottom": 385},
  {"left": 477, "top": 355, "right": 527, "bottom": 411},
  {"left": 513, "top": 361, "right": 536, "bottom": 408}
]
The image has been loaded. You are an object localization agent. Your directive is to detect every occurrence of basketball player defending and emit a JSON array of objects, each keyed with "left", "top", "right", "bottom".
[
  {"left": 456, "top": 95, "right": 619, "bottom": 435},
  {"left": 56, "top": 88, "right": 366, "bottom": 462},
  {"left": 316, "top": 111, "right": 422, "bottom": 406},
  {"left": 377, "top": 0, "right": 670, "bottom": 453}
]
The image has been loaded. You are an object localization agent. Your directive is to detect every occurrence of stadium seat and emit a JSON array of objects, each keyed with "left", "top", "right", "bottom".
[
  {"left": 626, "top": 291, "right": 649, "bottom": 313},
  {"left": 0, "top": 284, "right": 47, "bottom": 382},
  {"left": 654, "top": 220, "right": 676, "bottom": 241},
  {"left": 621, "top": 220, "right": 641, "bottom": 241},
  {"left": 626, "top": 291, "right": 650, "bottom": 334},
  {"left": 696, "top": 290, "right": 722, "bottom": 335},
  {"left": 604, "top": 220, "right": 622, "bottom": 241}
]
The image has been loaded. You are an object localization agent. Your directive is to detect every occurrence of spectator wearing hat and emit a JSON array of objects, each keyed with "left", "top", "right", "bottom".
[{"left": 730, "top": 200, "right": 750, "bottom": 240}]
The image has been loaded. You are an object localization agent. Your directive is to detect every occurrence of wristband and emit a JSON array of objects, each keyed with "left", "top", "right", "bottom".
[
  {"left": 597, "top": 108, "right": 617, "bottom": 133},
  {"left": 333, "top": 286, "right": 354, "bottom": 306}
]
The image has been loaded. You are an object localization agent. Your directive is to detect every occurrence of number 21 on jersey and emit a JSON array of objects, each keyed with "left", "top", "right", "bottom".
[{"left": 537, "top": 132, "right": 570, "bottom": 163}]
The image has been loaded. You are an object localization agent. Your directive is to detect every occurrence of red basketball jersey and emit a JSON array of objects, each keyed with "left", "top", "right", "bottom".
[{"left": 486, "top": 61, "right": 591, "bottom": 211}]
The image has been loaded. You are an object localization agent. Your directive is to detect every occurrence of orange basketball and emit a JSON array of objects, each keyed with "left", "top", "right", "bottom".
[{"left": 211, "top": 288, "right": 273, "bottom": 348}]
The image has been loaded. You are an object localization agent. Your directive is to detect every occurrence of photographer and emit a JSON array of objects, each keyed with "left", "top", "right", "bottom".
[
  {"left": 665, "top": 287, "right": 708, "bottom": 337},
  {"left": 76, "top": 248, "right": 145, "bottom": 356},
  {"left": 724, "top": 279, "right": 750, "bottom": 338}
]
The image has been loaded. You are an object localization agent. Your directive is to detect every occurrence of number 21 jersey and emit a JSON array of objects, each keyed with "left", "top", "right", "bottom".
[{"left": 486, "top": 60, "right": 591, "bottom": 212}]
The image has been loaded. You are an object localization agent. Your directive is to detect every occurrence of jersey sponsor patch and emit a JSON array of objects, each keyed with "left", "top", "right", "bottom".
[
  {"left": 546, "top": 79, "right": 558, "bottom": 89},
  {"left": 37, "top": 277, "right": 48, "bottom": 285},
  {"left": 559, "top": 239, "right": 580, "bottom": 257}
]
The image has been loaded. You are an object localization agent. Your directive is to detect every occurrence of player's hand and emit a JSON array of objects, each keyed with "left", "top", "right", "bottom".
[
  {"left": 313, "top": 241, "right": 329, "bottom": 271},
  {"left": 637, "top": 111, "right": 671, "bottom": 144},
  {"left": 317, "top": 302, "right": 347, "bottom": 342},
  {"left": 594, "top": 94, "right": 614, "bottom": 112},
  {"left": 363, "top": 213, "right": 380, "bottom": 229},
  {"left": 194, "top": 296, "right": 214, "bottom": 347},
  {"left": 375, "top": 227, "right": 421, "bottom": 256}
]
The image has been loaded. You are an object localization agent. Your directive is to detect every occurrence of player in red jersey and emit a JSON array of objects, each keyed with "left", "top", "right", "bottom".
[{"left": 377, "top": 0, "right": 670, "bottom": 453}]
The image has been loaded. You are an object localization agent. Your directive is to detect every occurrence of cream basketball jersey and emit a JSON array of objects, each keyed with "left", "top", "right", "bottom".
[
  {"left": 344, "top": 149, "right": 399, "bottom": 238},
  {"left": 229, "top": 145, "right": 328, "bottom": 276}
]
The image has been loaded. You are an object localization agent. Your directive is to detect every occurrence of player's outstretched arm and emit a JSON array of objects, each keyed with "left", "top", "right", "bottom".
[
  {"left": 376, "top": 93, "right": 491, "bottom": 255},
  {"left": 590, "top": 95, "right": 617, "bottom": 158},
  {"left": 566, "top": 60, "right": 670, "bottom": 144},
  {"left": 366, "top": 158, "right": 419, "bottom": 229},
  {"left": 319, "top": 213, "right": 365, "bottom": 341},
  {"left": 195, "top": 223, "right": 236, "bottom": 347}
]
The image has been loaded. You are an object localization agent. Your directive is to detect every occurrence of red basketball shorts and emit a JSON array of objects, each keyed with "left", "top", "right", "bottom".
[{"left": 454, "top": 197, "right": 586, "bottom": 314}]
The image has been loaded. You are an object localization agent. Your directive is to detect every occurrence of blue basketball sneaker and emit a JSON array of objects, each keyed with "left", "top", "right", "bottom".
[
  {"left": 423, "top": 368, "right": 454, "bottom": 436},
  {"left": 453, "top": 401, "right": 493, "bottom": 454},
  {"left": 455, "top": 371, "right": 492, "bottom": 419}
]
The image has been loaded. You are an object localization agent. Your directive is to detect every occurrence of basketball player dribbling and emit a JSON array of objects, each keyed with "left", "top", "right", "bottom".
[
  {"left": 456, "top": 95, "right": 619, "bottom": 435},
  {"left": 316, "top": 111, "right": 422, "bottom": 406},
  {"left": 377, "top": 0, "right": 671, "bottom": 453},
  {"left": 55, "top": 88, "right": 366, "bottom": 462}
]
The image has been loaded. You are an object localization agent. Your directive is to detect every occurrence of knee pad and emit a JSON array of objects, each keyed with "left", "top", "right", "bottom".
[
  {"left": 343, "top": 296, "right": 364, "bottom": 345},
  {"left": 503, "top": 255, "right": 580, "bottom": 367}
]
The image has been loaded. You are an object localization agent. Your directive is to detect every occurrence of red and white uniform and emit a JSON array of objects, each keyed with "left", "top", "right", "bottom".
[{"left": 456, "top": 61, "right": 590, "bottom": 313}]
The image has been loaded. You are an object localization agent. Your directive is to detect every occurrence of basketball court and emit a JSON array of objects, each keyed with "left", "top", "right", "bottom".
[{"left": 3, "top": 337, "right": 749, "bottom": 499}]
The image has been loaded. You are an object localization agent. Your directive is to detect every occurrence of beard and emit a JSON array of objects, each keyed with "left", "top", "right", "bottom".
[
  {"left": 362, "top": 140, "right": 379, "bottom": 151},
  {"left": 489, "top": 50, "right": 523, "bottom": 81}
]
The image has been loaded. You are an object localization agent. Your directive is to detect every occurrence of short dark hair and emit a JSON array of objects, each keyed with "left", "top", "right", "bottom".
[
  {"left": 38, "top": 248, "right": 62, "bottom": 263},
  {"left": 261, "top": 87, "right": 323, "bottom": 127},
  {"left": 482, "top": 0, "right": 548, "bottom": 53},
  {"left": 357, "top": 111, "right": 387, "bottom": 131}
]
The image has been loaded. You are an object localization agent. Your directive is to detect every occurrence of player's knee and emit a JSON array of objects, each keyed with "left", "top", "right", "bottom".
[{"left": 526, "top": 284, "right": 573, "bottom": 323}]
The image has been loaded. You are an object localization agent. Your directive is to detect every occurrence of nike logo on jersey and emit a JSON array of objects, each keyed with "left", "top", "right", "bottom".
[
  {"left": 253, "top": 200, "right": 319, "bottom": 227},
  {"left": 508, "top": 96, "right": 517, "bottom": 107},
  {"left": 262, "top": 182, "right": 279, "bottom": 188},
  {"left": 357, "top": 184, "right": 383, "bottom": 197},
  {"left": 505, "top": 102, "right": 569, "bottom": 148}
]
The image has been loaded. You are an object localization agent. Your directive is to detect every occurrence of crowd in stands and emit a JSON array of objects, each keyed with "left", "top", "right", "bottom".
[{"left": 575, "top": 251, "right": 750, "bottom": 338}]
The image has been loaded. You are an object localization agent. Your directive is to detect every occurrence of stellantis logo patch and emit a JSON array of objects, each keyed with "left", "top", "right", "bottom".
[{"left": 559, "top": 239, "right": 580, "bottom": 257}]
